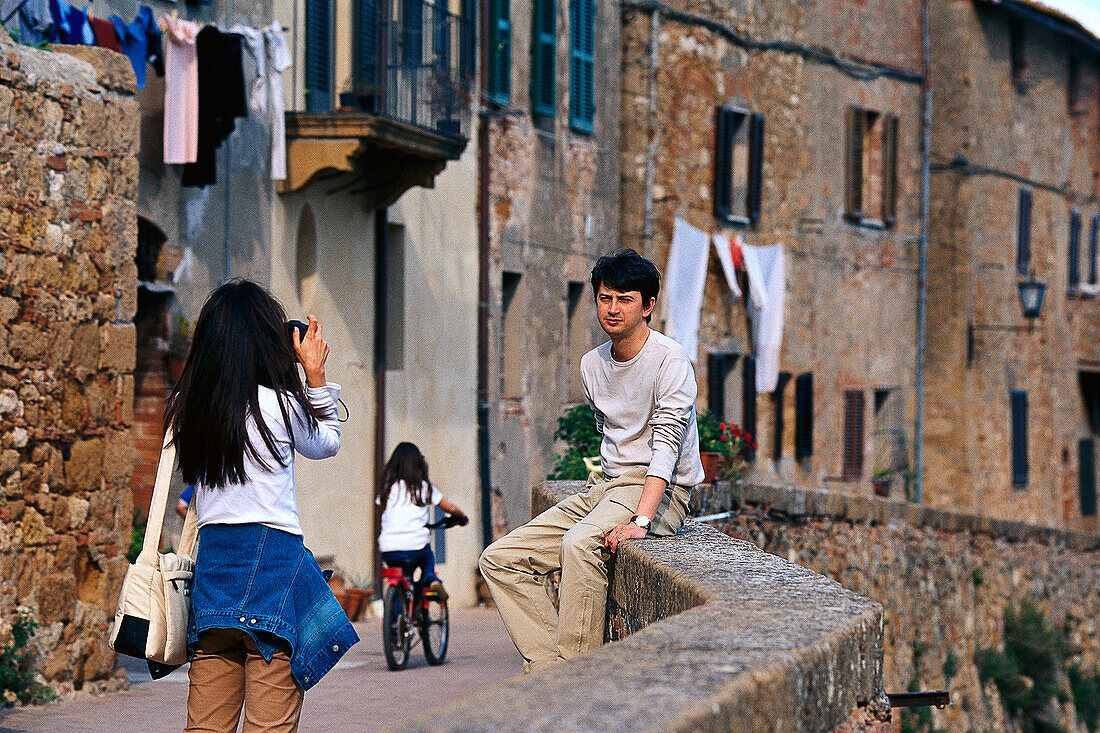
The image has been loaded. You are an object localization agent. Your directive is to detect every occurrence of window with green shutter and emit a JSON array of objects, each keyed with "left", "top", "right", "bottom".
[
  {"left": 488, "top": 0, "right": 511, "bottom": 105},
  {"left": 569, "top": 0, "right": 595, "bottom": 133},
  {"left": 531, "top": 0, "right": 556, "bottom": 116},
  {"left": 306, "top": 0, "right": 332, "bottom": 112}
]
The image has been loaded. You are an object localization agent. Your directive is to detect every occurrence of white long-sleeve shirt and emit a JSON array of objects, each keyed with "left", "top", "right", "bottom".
[
  {"left": 194, "top": 384, "right": 341, "bottom": 535},
  {"left": 580, "top": 330, "right": 704, "bottom": 487}
]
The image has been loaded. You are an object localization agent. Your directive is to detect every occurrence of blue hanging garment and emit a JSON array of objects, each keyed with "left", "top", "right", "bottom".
[{"left": 109, "top": 5, "right": 160, "bottom": 89}]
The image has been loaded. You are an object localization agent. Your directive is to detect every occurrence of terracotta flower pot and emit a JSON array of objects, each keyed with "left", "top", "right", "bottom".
[
  {"left": 872, "top": 476, "right": 892, "bottom": 497},
  {"left": 345, "top": 587, "right": 373, "bottom": 622},
  {"left": 335, "top": 590, "right": 361, "bottom": 621},
  {"left": 700, "top": 451, "right": 721, "bottom": 483}
]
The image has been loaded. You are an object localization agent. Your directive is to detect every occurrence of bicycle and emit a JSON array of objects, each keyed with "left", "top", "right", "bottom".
[{"left": 380, "top": 513, "right": 468, "bottom": 670}]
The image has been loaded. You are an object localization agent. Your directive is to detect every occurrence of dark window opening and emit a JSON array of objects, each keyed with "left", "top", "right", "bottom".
[
  {"left": 1080, "top": 438, "right": 1097, "bottom": 517},
  {"left": 1090, "top": 213, "right": 1099, "bottom": 286},
  {"left": 842, "top": 389, "right": 865, "bottom": 480},
  {"left": 844, "top": 107, "right": 899, "bottom": 228},
  {"left": 566, "top": 282, "right": 587, "bottom": 401},
  {"left": 1081, "top": 371, "right": 1100, "bottom": 434},
  {"left": 1017, "top": 189, "right": 1033, "bottom": 275},
  {"left": 568, "top": 0, "right": 595, "bottom": 132},
  {"left": 714, "top": 107, "right": 764, "bottom": 226},
  {"left": 794, "top": 372, "right": 813, "bottom": 462},
  {"left": 1010, "top": 17, "right": 1027, "bottom": 93},
  {"left": 771, "top": 373, "right": 791, "bottom": 464},
  {"left": 305, "top": 0, "right": 332, "bottom": 112},
  {"left": 488, "top": 0, "right": 512, "bottom": 105},
  {"left": 136, "top": 218, "right": 168, "bottom": 283},
  {"left": 707, "top": 352, "right": 740, "bottom": 424},
  {"left": 501, "top": 272, "right": 523, "bottom": 398},
  {"left": 531, "top": 0, "right": 556, "bottom": 116},
  {"left": 1011, "top": 389, "right": 1028, "bottom": 486},
  {"left": 1069, "top": 209, "right": 1082, "bottom": 293},
  {"left": 742, "top": 356, "right": 757, "bottom": 461}
]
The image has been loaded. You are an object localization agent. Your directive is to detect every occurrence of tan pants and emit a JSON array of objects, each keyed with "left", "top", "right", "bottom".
[
  {"left": 479, "top": 468, "right": 690, "bottom": 670},
  {"left": 185, "top": 628, "right": 304, "bottom": 733}
]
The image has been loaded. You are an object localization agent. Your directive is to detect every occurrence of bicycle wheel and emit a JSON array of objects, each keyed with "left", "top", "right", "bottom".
[
  {"left": 421, "top": 593, "right": 449, "bottom": 665},
  {"left": 382, "top": 585, "right": 411, "bottom": 670}
]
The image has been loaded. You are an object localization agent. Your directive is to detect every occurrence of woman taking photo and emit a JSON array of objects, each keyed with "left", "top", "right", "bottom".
[{"left": 166, "top": 280, "right": 357, "bottom": 732}]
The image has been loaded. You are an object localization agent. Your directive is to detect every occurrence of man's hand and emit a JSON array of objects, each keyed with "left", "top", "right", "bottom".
[{"left": 603, "top": 522, "right": 646, "bottom": 553}]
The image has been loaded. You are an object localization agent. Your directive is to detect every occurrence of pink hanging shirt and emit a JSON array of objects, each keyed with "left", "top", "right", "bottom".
[{"left": 162, "top": 17, "right": 200, "bottom": 165}]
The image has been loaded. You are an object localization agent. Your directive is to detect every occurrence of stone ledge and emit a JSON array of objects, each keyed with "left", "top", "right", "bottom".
[
  {"left": 404, "top": 481, "right": 886, "bottom": 732},
  {"left": 688, "top": 480, "right": 1100, "bottom": 550}
]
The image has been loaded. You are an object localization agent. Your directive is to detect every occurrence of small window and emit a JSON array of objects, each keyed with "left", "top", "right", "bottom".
[
  {"left": 400, "top": 0, "right": 424, "bottom": 67},
  {"left": 770, "top": 373, "right": 791, "bottom": 463},
  {"left": 842, "top": 389, "right": 865, "bottom": 480},
  {"left": 794, "top": 372, "right": 813, "bottom": 461},
  {"left": 566, "top": 282, "right": 587, "bottom": 401},
  {"left": 844, "top": 107, "right": 899, "bottom": 227},
  {"left": 1010, "top": 17, "right": 1027, "bottom": 93},
  {"left": 1011, "top": 389, "right": 1028, "bottom": 486},
  {"left": 714, "top": 107, "right": 765, "bottom": 226},
  {"left": 1069, "top": 209, "right": 1082, "bottom": 293},
  {"left": 488, "top": 0, "right": 512, "bottom": 105},
  {"left": 531, "top": 0, "right": 556, "bottom": 116},
  {"left": 1090, "top": 214, "right": 1099, "bottom": 286},
  {"left": 1017, "top": 189, "right": 1032, "bottom": 275},
  {"left": 1068, "top": 56, "right": 1082, "bottom": 113},
  {"left": 305, "top": 0, "right": 332, "bottom": 112},
  {"left": 501, "top": 272, "right": 524, "bottom": 398},
  {"left": 1080, "top": 438, "right": 1097, "bottom": 517},
  {"left": 1082, "top": 371, "right": 1100, "bottom": 435},
  {"left": 707, "top": 352, "right": 741, "bottom": 424},
  {"left": 568, "top": 0, "right": 595, "bottom": 132}
]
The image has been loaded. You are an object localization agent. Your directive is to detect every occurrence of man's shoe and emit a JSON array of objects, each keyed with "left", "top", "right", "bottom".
[{"left": 428, "top": 580, "right": 449, "bottom": 602}]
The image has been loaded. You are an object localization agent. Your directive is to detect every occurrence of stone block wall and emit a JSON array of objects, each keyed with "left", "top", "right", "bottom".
[{"left": 0, "top": 35, "right": 138, "bottom": 695}]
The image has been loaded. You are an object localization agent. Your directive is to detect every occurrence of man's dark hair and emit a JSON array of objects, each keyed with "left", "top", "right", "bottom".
[{"left": 590, "top": 249, "right": 661, "bottom": 322}]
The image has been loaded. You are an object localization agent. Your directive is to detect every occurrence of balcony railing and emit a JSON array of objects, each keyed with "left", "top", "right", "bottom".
[{"left": 353, "top": 0, "right": 476, "bottom": 137}]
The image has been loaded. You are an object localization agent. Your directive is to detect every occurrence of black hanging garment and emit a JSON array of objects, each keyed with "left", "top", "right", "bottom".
[{"left": 182, "top": 27, "right": 247, "bottom": 187}]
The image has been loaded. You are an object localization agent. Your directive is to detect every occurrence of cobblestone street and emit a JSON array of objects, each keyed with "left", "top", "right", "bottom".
[{"left": 0, "top": 608, "right": 519, "bottom": 733}]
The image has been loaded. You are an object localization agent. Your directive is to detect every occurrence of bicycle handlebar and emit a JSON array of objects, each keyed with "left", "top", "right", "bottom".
[{"left": 425, "top": 514, "right": 469, "bottom": 530}]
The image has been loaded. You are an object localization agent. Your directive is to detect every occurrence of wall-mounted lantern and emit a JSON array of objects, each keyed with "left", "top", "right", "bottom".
[{"left": 967, "top": 275, "right": 1046, "bottom": 367}]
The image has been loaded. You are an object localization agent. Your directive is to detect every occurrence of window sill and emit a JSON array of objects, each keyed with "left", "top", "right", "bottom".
[
  {"left": 844, "top": 214, "right": 892, "bottom": 230},
  {"left": 716, "top": 213, "right": 752, "bottom": 228}
]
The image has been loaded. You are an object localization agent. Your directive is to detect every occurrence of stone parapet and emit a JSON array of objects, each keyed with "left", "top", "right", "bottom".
[{"left": 405, "top": 481, "right": 888, "bottom": 732}]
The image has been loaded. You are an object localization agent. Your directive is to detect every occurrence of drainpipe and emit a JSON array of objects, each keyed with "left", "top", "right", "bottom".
[
  {"left": 373, "top": 207, "right": 389, "bottom": 593},
  {"left": 476, "top": 0, "right": 493, "bottom": 549},
  {"left": 642, "top": 7, "right": 660, "bottom": 261},
  {"left": 915, "top": 0, "right": 932, "bottom": 504}
]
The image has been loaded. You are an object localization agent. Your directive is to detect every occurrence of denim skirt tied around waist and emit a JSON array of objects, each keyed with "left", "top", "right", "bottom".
[{"left": 187, "top": 523, "right": 360, "bottom": 691}]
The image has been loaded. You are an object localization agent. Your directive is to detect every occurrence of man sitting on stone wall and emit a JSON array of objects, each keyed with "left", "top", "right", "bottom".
[{"left": 480, "top": 249, "right": 704, "bottom": 672}]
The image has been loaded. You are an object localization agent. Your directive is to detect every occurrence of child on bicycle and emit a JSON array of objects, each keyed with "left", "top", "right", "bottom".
[{"left": 377, "top": 442, "right": 467, "bottom": 601}]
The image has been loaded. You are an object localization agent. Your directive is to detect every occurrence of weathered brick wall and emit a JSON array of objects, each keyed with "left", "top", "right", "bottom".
[
  {"left": 0, "top": 35, "right": 138, "bottom": 695},
  {"left": 711, "top": 481, "right": 1100, "bottom": 733}
]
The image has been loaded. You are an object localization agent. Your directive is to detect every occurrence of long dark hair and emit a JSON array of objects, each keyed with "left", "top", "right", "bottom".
[
  {"left": 378, "top": 442, "right": 431, "bottom": 507},
  {"left": 165, "top": 280, "right": 323, "bottom": 487}
]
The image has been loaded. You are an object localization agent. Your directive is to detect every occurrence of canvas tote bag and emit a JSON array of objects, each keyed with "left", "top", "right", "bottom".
[{"left": 109, "top": 429, "right": 198, "bottom": 678}]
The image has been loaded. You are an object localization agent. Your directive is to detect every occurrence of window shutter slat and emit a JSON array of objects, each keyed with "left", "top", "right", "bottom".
[
  {"left": 1080, "top": 438, "right": 1097, "bottom": 517},
  {"left": 488, "top": 0, "right": 511, "bottom": 104},
  {"left": 354, "top": 0, "right": 378, "bottom": 99},
  {"left": 714, "top": 108, "right": 731, "bottom": 220},
  {"left": 531, "top": 0, "right": 555, "bottom": 115},
  {"left": 845, "top": 107, "right": 863, "bottom": 219},
  {"left": 1090, "top": 213, "right": 1099, "bottom": 286},
  {"left": 748, "top": 113, "right": 765, "bottom": 224},
  {"left": 882, "top": 114, "right": 899, "bottom": 225},
  {"left": 568, "top": 0, "right": 594, "bottom": 132},
  {"left": 305, "top": 0, "right": 332, "bottom": 112},
  {"left": 1069, "top": 209, "right": 1082, "bottom": 290},
  {"left": 842, "top": 389, "right": 864, "bottom": 480},
  {"left": 1018, "top": 189, "right": 1032, "bottom": 275},
  {"left": 1011, "top": 389, "right": 1028, "bottom": 486},
  {"left": 795, "top": 372, "right": 813, "bottom": 460}
]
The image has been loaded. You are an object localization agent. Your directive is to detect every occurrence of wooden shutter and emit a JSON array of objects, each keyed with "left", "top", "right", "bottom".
[
  {"left": 1017, "top": 189, "right": 1032, "bottom": 275},
  {"left": 882, "top": 114, "right": 899, "bottom": 225},
  {"left": 747, "top": 113, "right": 766, "bottom": 224},
  {"left": 531, "top": 0, "right": 556, "bottom": 116},
  {"left": 795, "top": 372, "right": 813, "bottom": 460},
  {"left": 1090, "top": 213, "right": 1099, "bottom": 286},
  {"left": 743, "top": 355, "right": 757, "bottom": 459},
  {"left": 569, "top": 0, "right": 595, "bottom": 133},
  {"left": 713, "top": 108, "right": 733, "bottom": 221},
  {"left": 707, "top": 353, "right": 735, "bottom": 423},
  {"left": 842, "top": 389, "right": 865, "bottom": 480},
  {"left": 305, "top": 0, "right": 332, "bottom": 112},
  {"left": 1080, "top": 438, "right": 1097, "bottom": 517},
  {"left": 354, "top": 0, "right": 379, "bottom": 98},
  {"left": 844, "top": 107, "right": 864, "bottom": 220},
  {"left": 1011, "top": 389, "right": 1028, "bottom": 486},
  {"left": 1069, "top": 210, "right": 1082, "bottom": 291},
  {"left": 402, "top": 0, "right": 424, "bottom": 67},
  {"left": 488, "top": 0, "right": 511, "bottom": 104}
]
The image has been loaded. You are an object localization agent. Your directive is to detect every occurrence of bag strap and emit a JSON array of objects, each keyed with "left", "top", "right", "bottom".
[
  {"left": 138, "top": 428, "right": 179, "bottom": 564},
  {"left": 178, "top": 496, "right": 198, "bottom": 557}
]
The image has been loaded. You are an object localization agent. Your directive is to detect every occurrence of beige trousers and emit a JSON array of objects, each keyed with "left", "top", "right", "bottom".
[
  {"left": 185, "top": 628, "right": 304, "bottom": 733},
  {"left": 479, "top": 467, "right": 690, "bottom": 670}
]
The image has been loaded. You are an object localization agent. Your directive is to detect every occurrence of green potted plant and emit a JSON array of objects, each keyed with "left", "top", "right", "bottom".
[
  {"left": 697, "top": 412, "right": 755, "bottom": 484},
  {"left": 872, "top": 467, "right": 893, "bottom": 497},
  {"left": 697, "top": 410, "right": 724, "bottom": 483},
  {"left": 342, "top": 573, "right": 374, "bottom": 622},
  {"left": 548, "top": 404, "right": 603, "bottom": 480}
]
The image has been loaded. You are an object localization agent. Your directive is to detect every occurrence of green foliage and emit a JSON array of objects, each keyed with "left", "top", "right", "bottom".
[
  {"left": 697, "top": 410, "right": 722, "bottom": 452},
  {"left": 1070, "top": 664, "right": 1100, "bottom": 733},
  {"left": 0, "top": 608, "right": 55, "bottom": 707},
  {"left": 972, "top": 567, "right": 985, "bottom": 587},
  {"left": 128, "top": 508, "right": 147, "bottom": 563},
  {"left": 976, "top": 597, "right": 1068, "bottom": 733},
  {"left": 943, "top": 650, "right": 958, "bottom": 683},
  {"left": 547, "top": 404, "right": 601, "bottom": 480}
]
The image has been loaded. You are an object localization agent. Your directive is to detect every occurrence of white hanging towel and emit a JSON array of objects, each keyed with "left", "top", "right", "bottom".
[
  {"left": 712, "top": 233, "right": 743, "bottom": 299},
  {"left": 264, "top": 21, "right": 292, "bottom": 181},
  {"left": 741, "top": 243, "right": 785, "bottom": 393},
  {"left": 662, "top": 215, "right": 710, "bottom": 362}
]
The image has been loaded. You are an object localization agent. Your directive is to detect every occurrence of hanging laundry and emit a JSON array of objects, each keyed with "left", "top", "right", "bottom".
[
  {"left": 730, "top": 235, "right": 744, "bottom": 271},
  {"left": 662, "top": 215, "right": 710, "bottom": 363},
  {"left": 712, "top": 233, "right": 743, "bottom": 299},
  {"left": 2, "top": 0, "right": 54, "bottom": 45},
  {"left": 181, "top": 25, "right": 247, "bottom": 187},
  {"left": 89, "top": 14, "right": 120, "bottom": 52},
  {"left": 229, "top": 23, "right": 271, "bottom": 170},
  {"left": 741, "top": 243, "right": 785, "bottom": 394},
  {"left": 48, "top": 0, "right": 87, "bottom": 44},
  {"left": 264, "top": 21, "right": 291, "bottom": 181},
  {"left": 162, "top": 15, "right": 200, "bottom": 165},
  {"left": 111, "top": 6, "right": 161, "bottom": 88},
  {"left": 78, "top": 4, "right": 91, "bottom": 43}
]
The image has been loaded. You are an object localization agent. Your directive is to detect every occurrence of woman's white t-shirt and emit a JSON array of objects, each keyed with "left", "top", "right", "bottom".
[{"left": 377, "top": 480, "right": 442, "bottom": 553}]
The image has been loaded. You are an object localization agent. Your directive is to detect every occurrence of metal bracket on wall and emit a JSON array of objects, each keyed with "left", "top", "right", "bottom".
[
  {"left": 887, "top": 690, "right": 951, "bottom": 709},
  {"left": 967, "top": 319, "right": 1035, "bottom": 368}
]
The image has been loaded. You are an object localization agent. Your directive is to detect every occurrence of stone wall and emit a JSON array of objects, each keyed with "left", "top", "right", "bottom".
[
  {"left": 706, "top": 480, "right": 1100, "bottom": 732},
  {"left": 0, "top": 35, "right": 138, "bottom": 695},
  {"left": 410, "top": 481, "right": 890, "bottom": 732}
]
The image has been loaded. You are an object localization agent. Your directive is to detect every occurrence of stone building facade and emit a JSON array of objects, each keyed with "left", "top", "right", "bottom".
[
  {"left": 925, "top": 0, "right": 1100, "bottom": 533},
  {"left": 0, "top": 37, "right": 138, "bottom": 694},
  {"left": 619, "top": 0, "right": 925, "bottom": 495},
  {"left": 482, "top": 0, "right": 620, "bottom": 531}
]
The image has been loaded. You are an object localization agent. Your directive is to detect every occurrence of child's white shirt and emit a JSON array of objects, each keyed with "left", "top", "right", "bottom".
[{"left": 377, "top": 480, "right": 443, "bottom": 553}]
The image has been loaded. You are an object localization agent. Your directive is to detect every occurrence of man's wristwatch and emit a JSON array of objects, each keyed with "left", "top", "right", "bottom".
[{"left": 630, "top": 513, "right": 652, "bottom": 533}]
